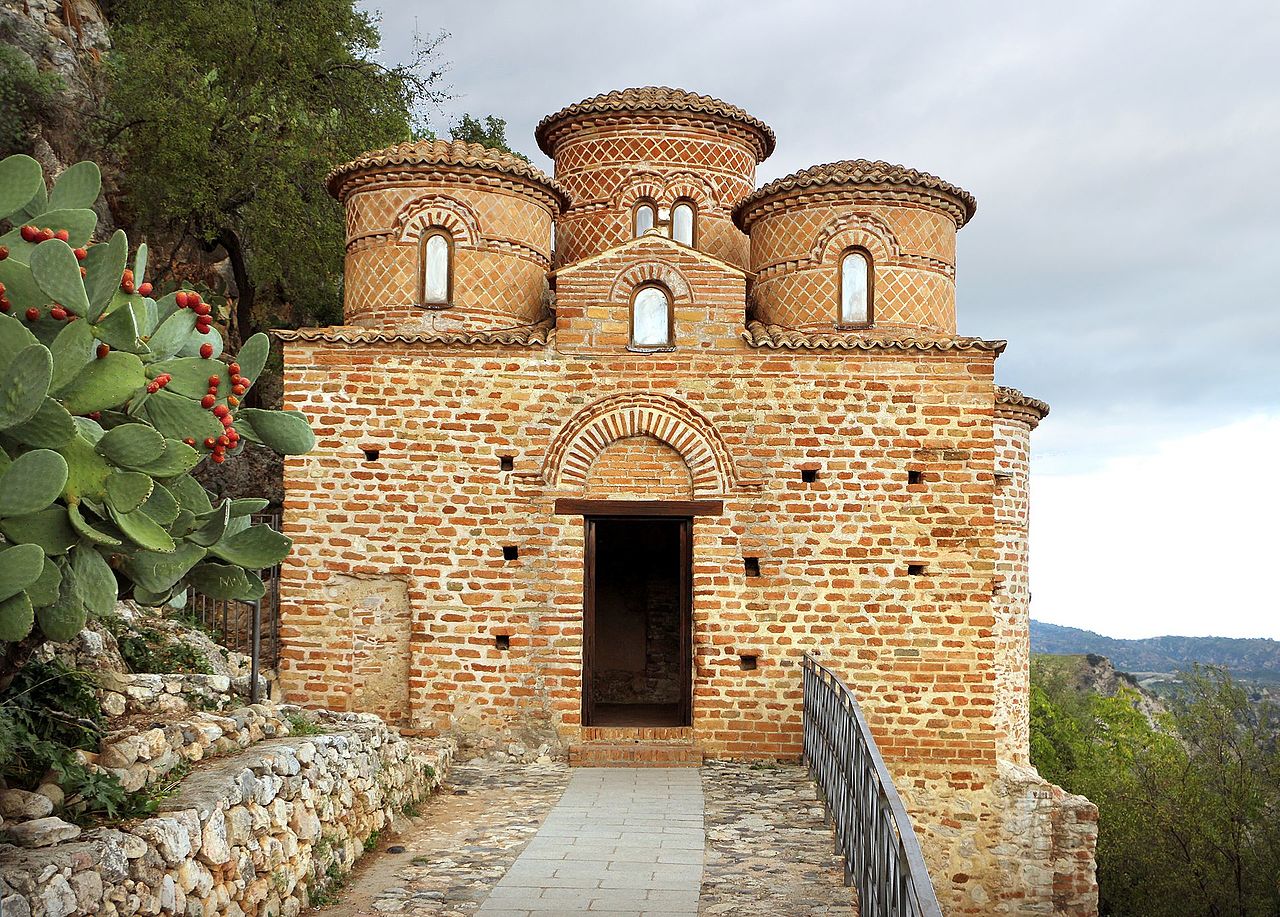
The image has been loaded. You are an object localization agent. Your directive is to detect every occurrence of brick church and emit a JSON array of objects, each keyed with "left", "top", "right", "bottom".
[{"left": 276, "top": 87, "right": 1097, "bottom": 913}]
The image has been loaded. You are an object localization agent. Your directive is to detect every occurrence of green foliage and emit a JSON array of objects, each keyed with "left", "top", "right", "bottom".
[
  {"left": 0, "top": 154, "right": 314, "bottom": 668},
  {"left": 100, "top": 0, "right": 449, "bottom": 334},
  {"left": 284, "top": 710, "right": 324, "bottom": 736},
  {"left": 100, "top": 614, "right": 213, "bottom": 675},
  {"left": 449, "top": 114, "right": 529, "bottom": 161},
  {"left": 1031, "top": 658, "right": 1280, "bottom": 915},
  {"left": 0, "top": 658, "right": 152, "bottom": 823},
  {"left": 0, "top": 43, "right": 64, "bottom": 157}
]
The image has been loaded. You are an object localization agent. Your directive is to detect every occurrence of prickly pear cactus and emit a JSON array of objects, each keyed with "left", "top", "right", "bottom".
[{"left": 0, "top": 154, "right": 315, "bottom": 648}]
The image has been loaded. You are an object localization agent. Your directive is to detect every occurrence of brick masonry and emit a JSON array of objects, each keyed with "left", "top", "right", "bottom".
[{"left": 277, "top": 88, "right": 1098, "bottom": 914}]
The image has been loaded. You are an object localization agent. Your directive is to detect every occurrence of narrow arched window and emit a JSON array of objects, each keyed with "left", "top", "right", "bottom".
[
  {"left": 630, "top": 283, "right": 672, "bottom": 349},
  {"left": 839, "top": 248, "right": 872, "bottom": 325},
  {"left": 421, "top": 230, "right": 452, "bottom": 306},
  {"left": 671, "top": 201, "right": 696, "bottom": 246},
  {"left": 633, "top": 201, "right": 656, "bottom": 237}
]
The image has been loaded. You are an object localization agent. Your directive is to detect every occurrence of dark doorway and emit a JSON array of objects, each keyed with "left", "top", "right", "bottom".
[{"left": 584, "top": 517, "right": 692, "bottom": 727}]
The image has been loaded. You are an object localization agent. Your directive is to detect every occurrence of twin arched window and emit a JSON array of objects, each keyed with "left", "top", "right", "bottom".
[
  {"left": 632, "top": 199, "right": 698, "bottom": 245},
  {"left": 420, "top": 229, "right": 452, "bottom": 307},
  {"left": 839, "top": 248, "right": 873, "bottom": 325},
  {"left": 630, "top": 283, "right": 672, "bottom": 349}
]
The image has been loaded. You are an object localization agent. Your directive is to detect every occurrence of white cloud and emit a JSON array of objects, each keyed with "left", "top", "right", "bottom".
[{"left": 1030, "top": 414, "right": 1280, "bottom": 639}]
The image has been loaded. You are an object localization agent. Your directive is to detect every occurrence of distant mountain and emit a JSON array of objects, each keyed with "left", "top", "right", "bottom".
[{"left": 1031, "top": 620, "right": 1280, "bottom": 682}]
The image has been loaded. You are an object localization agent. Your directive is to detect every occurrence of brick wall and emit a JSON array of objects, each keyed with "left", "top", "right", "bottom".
[
  {"left": 585, "top": 435, "right": 693, "bottom": 499},
  {"left": 278, "top": 340, "right": 1001, "bottom": 777}
]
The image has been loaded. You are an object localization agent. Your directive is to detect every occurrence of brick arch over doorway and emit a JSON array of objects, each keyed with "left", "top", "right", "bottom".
[{"left": 540, "top": 391, "right": 738, "bottom": 495}]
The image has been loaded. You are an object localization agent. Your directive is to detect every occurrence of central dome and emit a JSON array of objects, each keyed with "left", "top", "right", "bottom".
[{"left": 535, "top": 86, "right": 775, "bottom": 161}]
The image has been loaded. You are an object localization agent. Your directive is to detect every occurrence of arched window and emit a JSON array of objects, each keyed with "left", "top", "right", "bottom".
[
  {"left": 630, "top": 283, "right": 672, "bottom": 349},
  {"left": 633, "top": 200, "right": 656, "bottom": 237},
  {"left": 671, "top": 200, "right": 696, "bottom": 246},
  {"left": 421, "top": 229, "right": 452, "bottom": 306},
  {"left": 839, "top": 248, "right": 873, "bottom": 325}
]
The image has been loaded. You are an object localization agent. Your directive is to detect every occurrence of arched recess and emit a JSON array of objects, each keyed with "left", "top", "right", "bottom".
[
  {"left": 542, "top": 392, "right": 740, "bottom": 496},
  {"left": 607, "top": 259, "right": 694, "bottom": 304},
  {"left": 614, "top": 172, "right": 666, "bottom": 213},
  {"left": 395, "top": 194, "right": 482, "bottom": 246},
  {"left": 660, "top": 172, "right": 719, "bottom": 211},
  {"left": 809, "top": 211, "right": 900, "bottom": 266}
]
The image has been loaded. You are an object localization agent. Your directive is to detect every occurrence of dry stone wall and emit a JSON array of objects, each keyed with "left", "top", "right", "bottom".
[{"left": 0, "top": 712, "right": 454, "bottom": 917}]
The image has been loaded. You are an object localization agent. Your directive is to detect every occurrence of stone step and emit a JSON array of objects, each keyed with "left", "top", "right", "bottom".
[
  {"left": 568, "top": 742, "right": 704, "bottom": 767},
  {"left": 579, "top": 725, "right": 695, "bottom": 744}
]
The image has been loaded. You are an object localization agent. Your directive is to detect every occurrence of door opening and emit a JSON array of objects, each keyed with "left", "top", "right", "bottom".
[{"left": 584, "top": 517, "right": 691, "bottom": 727}]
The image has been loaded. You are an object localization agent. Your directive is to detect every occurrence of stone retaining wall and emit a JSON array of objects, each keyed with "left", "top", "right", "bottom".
[
  {"left": 97, "top": 672, "right": 268, "bottom": 719},
  {"left": 0, "top": 713, "right": 455, "bottom": 917}
]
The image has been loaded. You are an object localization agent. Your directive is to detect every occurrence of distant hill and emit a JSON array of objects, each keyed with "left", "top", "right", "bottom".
[{"left": 1031, "top": 620, "right": 1280, "bottom": 682}]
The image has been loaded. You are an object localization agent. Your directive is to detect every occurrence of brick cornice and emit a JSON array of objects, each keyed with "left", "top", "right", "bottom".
[
  {"left": 272, "top": 319, "right": 553, "bottom": 347},
  {"left": 995, "top": 386, "right": 1050, "bottom": 428}
]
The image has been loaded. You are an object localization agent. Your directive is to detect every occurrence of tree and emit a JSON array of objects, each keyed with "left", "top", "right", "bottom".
[
  {"left": 99, "top": 0, "right": 449, "bottom": 342},
  {"left": 1030, "top": 659, "right": 1280, "bottom": 915},
  {"left": 449, "top": 114, "right": 528, "bottom": 161}
]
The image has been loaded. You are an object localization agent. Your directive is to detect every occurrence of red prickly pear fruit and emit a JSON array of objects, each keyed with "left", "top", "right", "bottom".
[
  {"left": 50, "top": 306, "right": 67, "bottom": 321},
  {"left": 146, "top": 381, "right": 160, "bottom": 394},
  {"left": 213, "top": 405, "right": 229, "bottom": 418},
  {"left": 24, "top": 308, "right": 39, "bottom": 321},
  {"left": 232, "top": 383, "right": 246, "bottom": 395},
  {"left": 0, "top": 300, "right": 10, "bottom": 313},
  {"left": 228, "top": 396, "right": 240, "bottom": 406},
  {"left": 201, "top": 394, "right": 216, "bottom": 408},
  {"left": 0, "top": 282, "right": 5, "bottom": 294},
  {"left": 79, "top": 267, "right": 87, "bottom": 278},
  {"left": 138, "top": 282, "right": 153, "bottom": 296},
  {"left": 193, "top": 302, "right": 211, "bottom": 316},
  {"left": 0, "top": 245, "right": 8, "bottom": 259},
  {"left": 39, "top": 228, "right": 54, "bottom": 242},
  {"left": 200, "top": 343, "right": 214, "bottom": 359},
  {"left": 122, "top": 269, "right": 133, "bottom": 282},
  {"left": 121, "top": 281, "right": 135, "bottom": 294},
  {"left": 55, "top": 229, "right": 70, "bottom": 242},
  {"left": 207, "top": 375, "right": 220, "bottom": 385},
  {"left": 220, "top": 414, "right": 233, "bottom": 428},
  {"left": 212, "top": 452, "right": 226, "bottom": 464},
  {"left": 87, "top": 412, "right": 101, "bottom": 421},
  {"left": 228, "top": 362, "right": 241, "bottom": 375},
  {"left": 217, "top": 435, "right": 230, "bottom": 447},
  {"left": 203, "top": 437, "right": 217, "bottom": 449},
  {"left": 97, "top": 343, "right": 110, "bottom": 359},
  {"left": 183, "top": 438, "right": 196, "bottom": 446},
  {"left": 190, "top": 291, "right": 202, "bottom": 305},
  {"left": 73, "top": 248, "right": 87, "bottom": 261},
  {"left": 20, "top": 226, "right": 37, "bottom": 242},
  {"left": 176, "top": 291, "right": 190, "bottom": 308}
]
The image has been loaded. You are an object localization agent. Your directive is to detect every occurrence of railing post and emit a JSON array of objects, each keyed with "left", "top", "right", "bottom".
[{"left": 249, "top": 598, "right": 262, "bottom": 704}]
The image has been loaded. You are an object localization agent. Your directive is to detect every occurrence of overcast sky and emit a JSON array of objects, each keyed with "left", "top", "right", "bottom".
[{"left": 362, "top": 1, "right": 1280, "bottom": 640}]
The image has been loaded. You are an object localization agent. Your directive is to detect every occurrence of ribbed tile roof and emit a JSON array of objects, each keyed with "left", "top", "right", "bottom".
[{"left": 536, "top": 87, "right": 775, "bottom": 160}]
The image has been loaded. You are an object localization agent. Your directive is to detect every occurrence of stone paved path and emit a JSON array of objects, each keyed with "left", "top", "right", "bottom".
[
  {"left": 478, "top": 768, "right": 703, "bottom": 916},
  {"left": 315, "top": 760, "right": 855, "bottom": 916}
]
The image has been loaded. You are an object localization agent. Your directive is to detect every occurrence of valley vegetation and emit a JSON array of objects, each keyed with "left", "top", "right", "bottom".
[{"left": 1031, "top": 656, "right": 1280, "bottom": 915}]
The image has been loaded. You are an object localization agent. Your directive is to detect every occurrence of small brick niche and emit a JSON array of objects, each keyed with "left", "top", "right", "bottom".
[
  {"left": 743, "top": 556, "right": 761, "bottom": 578},
  {"left": 801, "top": 467, "right": 819, "bottom": 483},
  {"left": 739, "top": 653, "right": 759, "bottom": 671},
  {"left": 494, "top": 634, "right": 511, "bottom": 651},
  {"left": 907, "top": 563, "right": 926, "bottom": 576},
  {"left": 502, "top": 545, "right": 519, "bottom": 561},
  {"left": 361, "top": 448, "right": 380, "bottom": 462},
  {"left": 499, "top": 455, "right": 515, "bottom": 471},
  {"left": 908, "top": 469, "right": 924, "bottom": 485}
]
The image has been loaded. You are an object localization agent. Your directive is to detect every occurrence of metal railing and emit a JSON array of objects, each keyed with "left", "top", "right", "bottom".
[
  {"left": 802, "top": 652, "right": 944, "bottom": 917},
  {"left": 187, "top": 511, "right": 282, "bottom": 702}
]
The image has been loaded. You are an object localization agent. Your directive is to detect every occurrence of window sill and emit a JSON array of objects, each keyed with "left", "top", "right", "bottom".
[
  {"left": 418, "top": 301, "right": 453, "bottom": 311},
  {"left": 835, "top": 322, "right": 873, "bottom": 331},
  {"left": 627, "top": 345, "right": 677, "bottom": 354}
]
